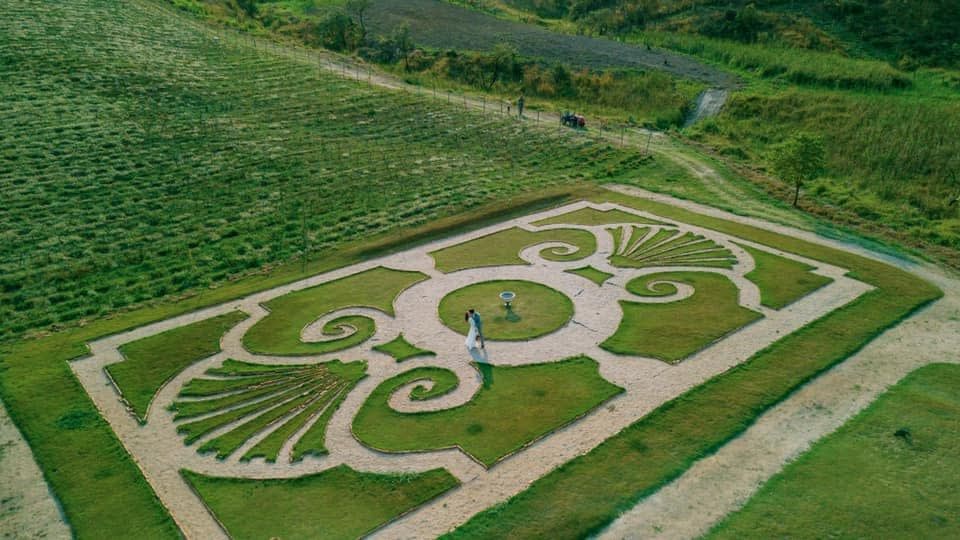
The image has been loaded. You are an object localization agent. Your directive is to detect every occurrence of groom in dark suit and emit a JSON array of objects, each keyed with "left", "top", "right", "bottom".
[{"left": 469, "top": 308, "right": 484, "bottom": 349}]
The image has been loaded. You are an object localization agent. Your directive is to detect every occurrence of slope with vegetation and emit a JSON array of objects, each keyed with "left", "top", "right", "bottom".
[
  {"left": 171, "top": 0, "right": 960, "bottom": 267},
  {"left": 445, "top": 0, "right": 960, "bottom": 262},
  {"left": 0, "top": 0, "right": 659, "bottom": 343}
]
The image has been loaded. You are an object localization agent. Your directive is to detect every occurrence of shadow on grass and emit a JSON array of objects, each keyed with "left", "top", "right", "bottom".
[{"left": 471, "top": 353, "right": 494, "bottom": 390}]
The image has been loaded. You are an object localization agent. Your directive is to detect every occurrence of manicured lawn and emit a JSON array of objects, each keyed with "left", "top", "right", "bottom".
[
  {"left": 353, "top": 357, "right": 623, "bottom": 466},
  {"left": 243, "top": 267, "right": 427, "bottom": 355},
  {"left": 739, "top": 243, "right": 834, "bottom": 309},
  {"left": 609, "top": 226, "right": 737, "bottom": 269},
  {"left": 373, "top": 334, "right": 435, "bottom": 362},
  {"left": 447, "top": 191, "right": 941, "bottom": 539},
  {"left": 430, "top": 227, "right": 596, "bottom": 273},
  {"left": 183, "top": 465, "right": 459, "bottom": 539},
  {"left": 533, "top": 207, "right": 669, "bottom": 227},
  {"left": 438, "top": 280, "right": 574, "bottom": 341},
  {"left": 108, "top": 311, "right": 248, "bottom": 423},
  {"left": 173, "top": 360, "right": 365, "bottom": 461},
  {"left": 602, "top": 272, "right": 762, "bottom": 362},
  {"left": 566, "top": 266, "right": 613, "bottom": 286},
  {"left": 709, "top": 363, "right": 960, "bottom": 539}
]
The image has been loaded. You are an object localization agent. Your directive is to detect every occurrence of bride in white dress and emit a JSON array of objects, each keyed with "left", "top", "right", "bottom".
[{"left": 464, "top": 311, "right": 479, "bottom": 350}]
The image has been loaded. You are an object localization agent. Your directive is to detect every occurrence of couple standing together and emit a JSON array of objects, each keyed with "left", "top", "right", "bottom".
[{"left": 464, "top": 309, "right": 485, "bottom": 350}]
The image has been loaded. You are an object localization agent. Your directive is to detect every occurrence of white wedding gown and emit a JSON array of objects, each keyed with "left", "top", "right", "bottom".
[{"left": 465, "top": 317, "right": 478, "bottom": 350}]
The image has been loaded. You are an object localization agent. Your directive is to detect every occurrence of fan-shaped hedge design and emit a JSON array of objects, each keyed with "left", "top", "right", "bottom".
[
  {"left": 608, "top": 226, "right": 737, "bottom": 269},
  {"left": 173, "top": 359, "right": 365, "bottom": 462}
]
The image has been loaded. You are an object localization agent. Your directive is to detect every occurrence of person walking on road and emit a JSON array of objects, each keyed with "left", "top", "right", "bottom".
[{"left": 517, "top": 93, "right": 525, "bottom": 118}]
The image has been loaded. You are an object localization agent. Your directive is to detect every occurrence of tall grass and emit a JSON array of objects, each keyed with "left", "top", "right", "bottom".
[
  {"left": 640, "top": 31, "right": 911, "bottom": 91},
  {"left": 0, "top": 0, "right": 650, "bottom": 342},
  {"left": 688, "top": 88, "right": 960, "bottom": 248}
]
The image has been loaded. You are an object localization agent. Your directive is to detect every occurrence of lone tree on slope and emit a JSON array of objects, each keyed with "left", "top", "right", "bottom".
[
  {"left": 772, "top": 132, "right": 825, "bottom": 207},
  {"left": 236, "top": 0, "right": 257, "bottom": 18},
  {"left": 346, "top": 0, "right": 372, "bottom": 42}
]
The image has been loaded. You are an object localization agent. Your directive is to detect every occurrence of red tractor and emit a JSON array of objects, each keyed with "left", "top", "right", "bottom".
[{"left": 561, "top": 112, "right": 586, "bottom": 129}]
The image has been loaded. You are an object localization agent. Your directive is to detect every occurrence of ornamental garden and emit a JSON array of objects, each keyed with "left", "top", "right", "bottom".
[{"left": 65, "top": 194, "right": 937, "bottom": 539}]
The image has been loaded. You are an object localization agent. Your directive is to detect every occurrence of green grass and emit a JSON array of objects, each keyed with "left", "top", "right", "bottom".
[
  {"left": 0, "top": 0, "right": 654, "bottom": 343},
  {"left": 640, "top": 31, "right": 911, "bottom": 91},
  {"left": 372, "top": 333, "right": 435, "bottom": 362},
  {"left": 243, "top": 267, "right": 426, "bottom": 355},
  {"left": 0, "top": 183, "right": 602, "bottom": 538},
  {"left": 533, "top": 207, "right": 669, "bottom": 227},
  {"left": 107, "top": 311, "right": 247, "bottom": 423},
  {"left": 397, "top": 0, "right": 960, "bottom": 267},
  {"left": 0, "top": 185, "right": 938, "bottom": 538},
  {"left": 739, "top": 243, "right": 833, "bottom": 309},
  {"left": 430, "top": 226, "right": 596, "bottom": 273},
  {"left": 173, "top": 360, "right": 364, "bottom": 460},
  {"left": 601, "top": 272, "right": 762, "bottom": 362},
  {"left": 447, "top": 191, "right": 941, "bottom": 539},
  {"left": 687, "top": 87, "right": 960, "bottom": 257},
  {"left": 566, "top": 266, "right": 613, "bottom": 286},
  {"left": 438, "top": 280, "right": 573, "bottom": 340},
  {"left": 0, "top": 1, "right": 945, "bottom": 532},
  {"left": 353, "top": 357, "right": 623, "bottom": 466},
  {"left": 709, "top": 363, "right": 960, "bottom": 539},
  {"left": 608, "top": 225, "right": 738, "bottom": 269},
  {"left": 182, "top": 465, "right": 459, "bottom": 539}
]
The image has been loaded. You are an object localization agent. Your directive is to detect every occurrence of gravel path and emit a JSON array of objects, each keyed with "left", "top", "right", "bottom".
[{"left": 596, "top": 185, "right": 960, "bottom": 540}]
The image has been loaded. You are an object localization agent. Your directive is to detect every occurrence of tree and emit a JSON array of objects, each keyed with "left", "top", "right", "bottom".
[
  {"left": 390, "top": 24, "right": 415, "bottom": 71},
  {"left": 483, "top": 42, "right": 518, "bottom": 90},
  {"left": 346, "top": 0, "right": 372, "bottom": 42},
  {"left": 316, "top": 12, "right": 360, "bottom": 51},
  {"left": 236, "top": 0, "right": 257, "bottom": 18},
  {"left": 771, "top": 132, "right": 825, "bottom": 207}
]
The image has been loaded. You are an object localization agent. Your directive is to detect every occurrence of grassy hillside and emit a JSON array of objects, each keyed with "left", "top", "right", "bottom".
[
  {"left": 490, "top": 0, "right": 960, "bottom": 70},
  {"left": 0, "top": 0, "right": 677, "bottom": 342},
  {"left": 435, "top": 0, "right": 960, "bottom": 259},
  {"left": 181, "top": 1, "right": 960, "bottom": 264},
  {"left": 169, "top": 1, "right": 729, "bottom": 127}
]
